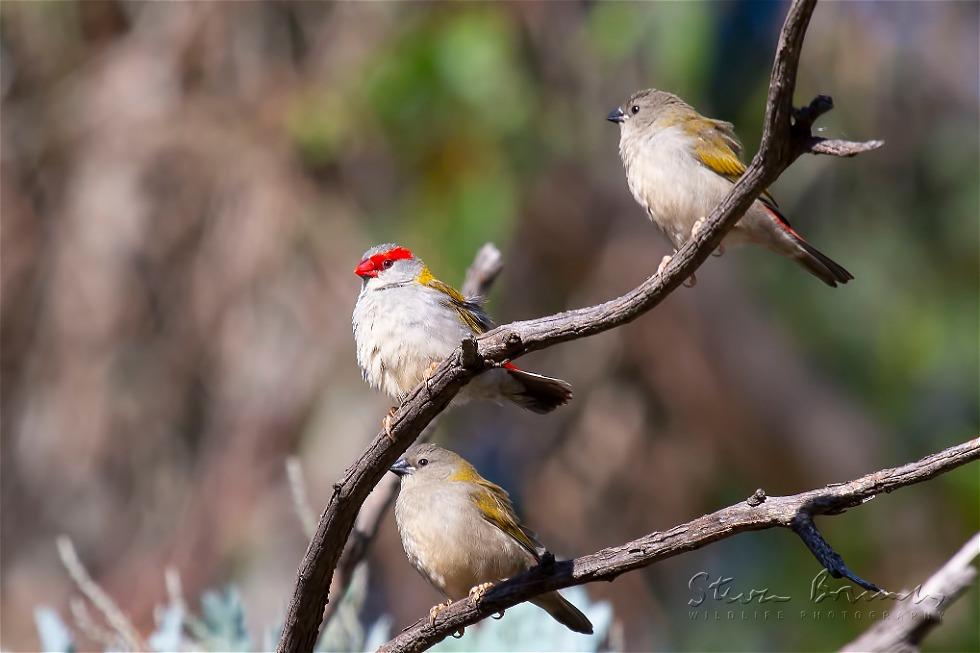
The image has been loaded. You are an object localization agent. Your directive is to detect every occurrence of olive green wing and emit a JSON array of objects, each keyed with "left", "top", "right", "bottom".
[
  {"left": 472, "top": 479, "right": 546, "bottom": 561},
  {"left": 691, "top": 118, "right": 778, "bottom": 209},
  {"left": 425, "top": 278, "right": 493, "bottom": 334}
]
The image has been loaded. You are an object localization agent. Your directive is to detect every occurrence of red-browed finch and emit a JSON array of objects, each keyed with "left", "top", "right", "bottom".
[{"left": 352, "top": 244, "right": 572, "bottom": 416}]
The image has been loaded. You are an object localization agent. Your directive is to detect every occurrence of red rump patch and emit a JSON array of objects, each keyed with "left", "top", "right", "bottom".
[
  {"left": 762, "top": 204, "right": 804, "bottom": 242},
  {"left": 355, "top": 246, "right": 414, "bottom": 277}
]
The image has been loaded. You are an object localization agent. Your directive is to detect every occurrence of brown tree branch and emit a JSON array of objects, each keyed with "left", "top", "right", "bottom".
[
  {"left": 840, "top": 532, "right": 980, "bottom": 653},
  {"left": 380, "top": 439, "right": 980, "bottom": 653},
  {"left": 318, "top": 474, "right": 399, "bottom": 629},
  {"left": 275, "top": 1, "right": 883, "bottom": 651},
  {"left": 318, "top": 243, "right": 505, "bottom": 630},
  {"left": 461, "top": 243, "right": 504, "bottom": 299}
]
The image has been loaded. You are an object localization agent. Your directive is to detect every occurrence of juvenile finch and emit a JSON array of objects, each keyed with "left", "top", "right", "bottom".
[
  {"left": 391, "top": 443, "right": 593, "bottom": 634},
  {"left": 608, "top": 89, "right": 853, "bottom": 287},
  {"left": 352, "top": 244, "right": 572, "bottom": 420}
]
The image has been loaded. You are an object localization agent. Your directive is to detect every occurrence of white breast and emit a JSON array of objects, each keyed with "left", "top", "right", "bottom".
[
  {"left": 621, "top": 126, "right": 744, "bottom": 249},
  {"left": 352, "top": 283, "right": 471, "bottom": 400}
]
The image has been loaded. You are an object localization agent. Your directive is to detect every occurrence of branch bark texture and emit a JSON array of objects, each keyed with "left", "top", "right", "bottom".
[
  {"left": 380, "top": 439, "right": 980, "bottom": 653},
  {"left": 276, "top": 1, "right": 883, "bottom": 651}
]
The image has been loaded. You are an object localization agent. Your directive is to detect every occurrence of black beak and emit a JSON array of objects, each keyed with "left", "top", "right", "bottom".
[
  {"left": 606, "top": 107, "right": 625, "bottom": 123},
  {"left": 389, "top": 458, "right": 412, "bottom": 476}
]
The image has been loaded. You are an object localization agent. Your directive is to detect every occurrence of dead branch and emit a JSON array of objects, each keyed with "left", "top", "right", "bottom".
[
  {"left": 380, "top": 439, "right": 979, "bottom": 653},
  {"left": 461, "top": 243, "right": 504, "bottom": 299},
  {"left": 840, "top": 532, "right": 980, "bottom": 653},
  {"left": 57, "top": 536, "right": 148, "bottom": 652},
  {"left": 275, "top": 1, "right": 883, "bottom": 651}
]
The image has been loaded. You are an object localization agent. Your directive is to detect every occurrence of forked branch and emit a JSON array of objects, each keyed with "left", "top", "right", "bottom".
[{"left": 275, "top": 1, "right": 883, "bottom": 651}]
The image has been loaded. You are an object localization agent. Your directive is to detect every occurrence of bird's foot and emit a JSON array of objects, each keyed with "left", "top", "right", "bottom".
[
  {"left": 467, "top": 582, "right": 494, "bottom": 603},
  {"left": 658, "top": 253, "right": 697, "bottom": 287},
  {"left": 382, "top": 407, "right": 397, "bottom": 441},
  {"left": 429, "top": 599, "right": 453, "bottom": 625},
  {"left": 423, "top": 361, "right": 440, "bottom": 396},
  {"left": 491, "top": 610, "right": 506, "bottom": 620},
  {"left": 693, "top": 216, "right": 724, "bottom": 257},
  {"left": 691, "top": 216, "right": 707, "bottom": 238}
]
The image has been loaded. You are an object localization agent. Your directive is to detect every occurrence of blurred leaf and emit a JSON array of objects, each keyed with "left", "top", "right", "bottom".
[
  {"left": 34, "top": 607, "right": 75, "bottom": 653},
  {"left": 188, "top": 588, "right": 251, "bottom": 652},
  {"left": 429, "top": 586, "right": 614, "bottom": 653},
  {"left": 148, "top": 603, "right": 185, "bottom": 653}
]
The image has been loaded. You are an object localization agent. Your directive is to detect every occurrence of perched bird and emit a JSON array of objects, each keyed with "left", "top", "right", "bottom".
[
  {"left": 391, "top": 443, "right": 593, "bottom": 634},
  {"left": 608, "top": 88, "right": 853, "bottom": 287},
  {"left": 352, "top": 244, "right": 572, "bottom": 423}
]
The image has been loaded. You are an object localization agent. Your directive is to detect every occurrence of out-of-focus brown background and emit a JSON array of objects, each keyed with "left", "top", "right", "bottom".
[{"left": 2, "top": 2, "right": 977, "bottom": 651}]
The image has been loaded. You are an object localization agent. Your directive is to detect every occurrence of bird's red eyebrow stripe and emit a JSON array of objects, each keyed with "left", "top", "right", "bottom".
[
  {"left": 379, "top": 246, "right": 414, "bottom": 262},
  {"left": 358, "top": 246, "right": 415, "bottom": 273},
  {"left": 368, "top": 246, "right": 413, "bottom": 267}
]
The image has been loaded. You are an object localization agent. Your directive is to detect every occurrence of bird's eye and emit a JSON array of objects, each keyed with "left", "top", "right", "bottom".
[
  {"left": 382, "top": 259, "right": 394, "bottom": 269},
  {"left": 631, "top": 105, "right": 640, "bottom": 114},
  {"left": 417, "top": 458, "right": 428, "bottom": 467}
]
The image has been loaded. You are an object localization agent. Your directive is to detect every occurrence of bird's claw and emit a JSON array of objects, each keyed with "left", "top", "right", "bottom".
[
  {"left": 467, "top": 582, "right": 494, "bottom": 603},
  {"left": 694, "top": 216, "right": 724, "bottom": 258},
  {"left": 428, "top": 600, "right": 453, "bottom": 625},
  {"left": 423, "top": 361, "right": 440, "bottom": 397},
  {"left": 383, "top": 407, "right": 397, "bottom": 441},
  {"left": 658, "top": 253, "right": 697, "bottom": 287},
  {"left": 691, "top": 216, "right": 707, "bottom": 238},
  {"left": 491, "top": 610, "right": 505, "bottom": 620}
]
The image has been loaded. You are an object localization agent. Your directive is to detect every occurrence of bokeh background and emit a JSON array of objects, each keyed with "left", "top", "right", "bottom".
[{"left": 2, "top": 1, "right": 977, "bottom": 651}]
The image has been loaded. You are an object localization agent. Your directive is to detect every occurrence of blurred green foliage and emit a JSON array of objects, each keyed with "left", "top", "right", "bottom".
[{"left": 3, "top": 1, "right": 976, "bottom": 652}]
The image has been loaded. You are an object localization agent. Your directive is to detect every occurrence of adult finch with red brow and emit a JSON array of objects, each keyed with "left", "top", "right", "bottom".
[
  {"left": 351, "top": 244, "right": 572, "bottom": 422},
  {"left": 608, "top": 88, "right": 853, "bottom": 287}
]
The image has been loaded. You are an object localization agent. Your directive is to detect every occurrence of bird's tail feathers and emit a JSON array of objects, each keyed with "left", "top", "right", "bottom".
[
  {"left": 531, "top": 591, "right": 593, "bottom": 635},
  {"left": 502, "top": 364, "right": 572, "bottom": 414},
  {"left": 761, "top": 204, "right": 853, "bottom": 288},
  {"left": 792, "top": 238, "right": 854, "bottom": 288}
]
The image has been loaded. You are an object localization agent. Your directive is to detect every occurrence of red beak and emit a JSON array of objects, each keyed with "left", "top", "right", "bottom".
[{"left": 355, "top": 259, "right": 377, "bottom": 278}]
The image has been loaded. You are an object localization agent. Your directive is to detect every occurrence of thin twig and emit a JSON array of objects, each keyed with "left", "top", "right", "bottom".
[
  {"left": 275, "top": 1, "right": 883, "bottom": 651},
  {"left": 379, "top": 439, "right": 979, "bottom": 653},
  {"left": 69, "top": 598, "right": 120, "bottom": 652},
  {"left": 287, "top": 457, "right": 317, "bottom": 539},
  {"left": 840, "top": 532, "right": 980, "bottom": 653},
  {"left": 460, "top": 243, "right": 503, "bottom": 299},
  {"left": 57, "top": 536, "right": 148, "bottom": 652},
  {"left": 791, "top": 513, "right": 881, "bottom": 592}
]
